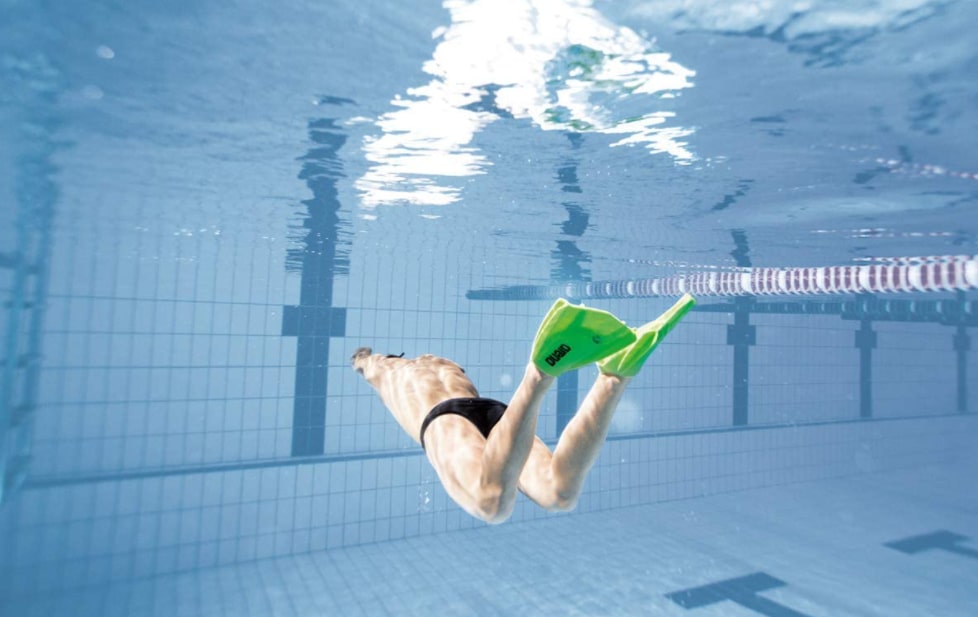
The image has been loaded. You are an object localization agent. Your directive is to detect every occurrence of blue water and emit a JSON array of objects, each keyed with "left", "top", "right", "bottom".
[{"left": 2, "top": 0, "right": 977, "bottom": 615}]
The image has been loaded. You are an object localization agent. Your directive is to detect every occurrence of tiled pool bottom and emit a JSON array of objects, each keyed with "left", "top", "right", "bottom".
[{"left": 6, "top": 459, "right": 977, "bottom": 617}]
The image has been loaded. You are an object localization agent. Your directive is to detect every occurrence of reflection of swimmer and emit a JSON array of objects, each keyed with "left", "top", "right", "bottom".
[
  {"left": 357, "top": 0, "right": 696, "bottom": 207},
  {"left": 352, "top": 294, "right": 694, "bottom": 523}
]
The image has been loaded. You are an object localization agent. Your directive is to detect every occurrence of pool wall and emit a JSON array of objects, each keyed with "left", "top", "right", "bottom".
[{"left": 2, "top": 288, "right": 974, "bottom": 597}]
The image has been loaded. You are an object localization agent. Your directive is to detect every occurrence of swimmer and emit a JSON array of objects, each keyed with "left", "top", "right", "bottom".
[{"left": 351, "top": 294, "right": 695, "bottom": 524}]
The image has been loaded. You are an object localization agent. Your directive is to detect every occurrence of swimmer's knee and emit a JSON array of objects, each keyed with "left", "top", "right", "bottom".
[
  {"left": 474, "top": 484, "right": 514, "bottom": 524},
  {"left": 538, "top": 488, "right": 579, "bottom": 513},
  {"left": 548, "top": 493, "right": 579, "bottom": 512}
]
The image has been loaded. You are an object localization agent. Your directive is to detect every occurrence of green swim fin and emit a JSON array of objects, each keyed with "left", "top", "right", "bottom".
[
  {"left": 531, "top": 299, "right": 636, "bottom": 377},
  {"left": 598, "top": 293, "right": 696, "bottom": 377}
]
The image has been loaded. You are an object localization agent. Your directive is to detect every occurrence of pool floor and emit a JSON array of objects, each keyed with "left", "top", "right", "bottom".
[{"left": 6, "top": 457, "right": 977, "bottom": 617}]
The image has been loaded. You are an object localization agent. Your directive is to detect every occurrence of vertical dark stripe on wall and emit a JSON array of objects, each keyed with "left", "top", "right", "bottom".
[
  {"left": 728, "top": 297, "right": 755, "bottom": 426},
  {"left": 283, "top": 99, "right": 352, "bottom": 457},
  {"left": 556, "top": 370, "right": 579, "bottom": 434},
  {"left": 0, "top": 68, "right": 59, "bottom": 505},
  {"left": 953, "top": 324, "right": 969, "bottom": 414},
  {"left": 729, "top": 229, "right": 752, "bottom": 268},
  {"left": 552, "top": 133, "right": 591, "bottom": 435},
  {"left": 728, "top": 231, "right": 753, "bottom": 427},
  {"left": 855, "top": 319, "right": 877, "bottom": 419}
]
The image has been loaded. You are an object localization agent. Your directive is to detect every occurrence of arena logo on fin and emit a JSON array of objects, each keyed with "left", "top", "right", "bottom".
[{"left": 545, "top": 344, "right": 572, "bottom": 367}]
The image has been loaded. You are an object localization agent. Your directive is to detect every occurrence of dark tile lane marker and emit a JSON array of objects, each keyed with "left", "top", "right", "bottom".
[{"left": 666, "top": 571, "right": 812, "bottom": 616}]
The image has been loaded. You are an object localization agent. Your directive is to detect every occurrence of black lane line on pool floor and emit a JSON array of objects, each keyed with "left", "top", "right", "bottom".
[
  {"left": 886, "top": 530, "right": 978, "bottom": 560},
  {"left": 665, "top": 571, "right": 811, "bottom": 616}
]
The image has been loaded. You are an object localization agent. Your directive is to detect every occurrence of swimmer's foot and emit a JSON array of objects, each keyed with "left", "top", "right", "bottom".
[
  {"left": 598, "top": 294, "right": 696, "bottom": 377},
  {"left": 531, "top": 299, "right": 636, "bottom": 377}
]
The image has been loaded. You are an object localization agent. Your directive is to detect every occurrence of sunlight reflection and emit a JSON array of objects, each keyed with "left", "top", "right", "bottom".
[{"left": 356, "top": 0, "right": 696, "bottom": 208}]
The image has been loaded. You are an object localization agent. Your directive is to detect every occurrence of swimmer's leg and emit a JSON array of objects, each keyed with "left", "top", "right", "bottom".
[
  {"left": 518, "top": 294, "right": 696, "bottom": 510},
  {"left": 531, "top": 299, "right": 635, "bottom": 377},
  {"left": 516, "top": 373, "right": 629, "bottom": 511},
  {"left": 472, "top": 299, "right": 635, "bottom": 522},
  {"left": 464, "top": 362, "right": 554, "bottom": 523},
  {"left": 468, "top": 299, "right": 634, "bottom": 520},
  {"left": 461, "top": 300, "right": 631, "bottom": 522}
]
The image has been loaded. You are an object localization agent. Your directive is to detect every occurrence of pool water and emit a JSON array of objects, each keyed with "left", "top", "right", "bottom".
[{"left": 1, "top": 0, "right": 977, "bottom": 615}]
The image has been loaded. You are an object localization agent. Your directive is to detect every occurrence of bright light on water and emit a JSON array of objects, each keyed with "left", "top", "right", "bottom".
[{"left": 356, "top": 0, "right": 695, "bottom": 208}]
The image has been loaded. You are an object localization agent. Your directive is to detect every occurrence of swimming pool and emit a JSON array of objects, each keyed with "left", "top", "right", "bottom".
[{"left": 1, "top": 0, "right": 976, "bottom": 614}]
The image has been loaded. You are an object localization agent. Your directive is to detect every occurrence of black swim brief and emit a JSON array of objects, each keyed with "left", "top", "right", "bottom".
[{"left": 419, "top": 397, "right": 507, "bottom": 450}]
